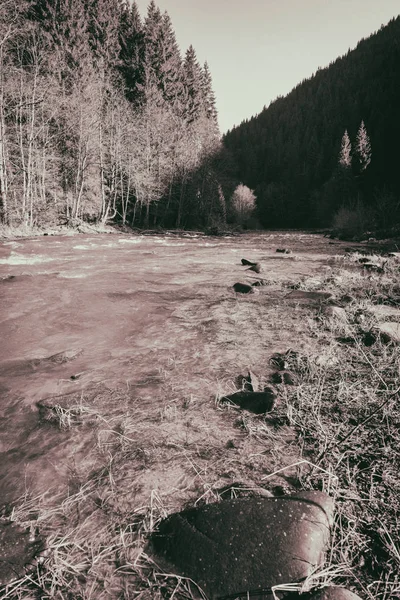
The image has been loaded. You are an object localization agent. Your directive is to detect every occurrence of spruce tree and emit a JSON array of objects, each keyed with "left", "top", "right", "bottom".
[
  {"left": 182, "top": 45, "right": 203, "bottom": 123},
  {"left": 118, "top": 0, "right": 145, "bottom": 103},
  {"left": 201, "top": 61, "right": 218, "bottom": 128},
  {"left": 158, "top": 12, "right": 184, "bottom": 109},
  {"left": 355, "top": 120, "right": 371, "bottom": 173},
  {"left": 339, "top": 130, "right": 352, "bottom": 169}
]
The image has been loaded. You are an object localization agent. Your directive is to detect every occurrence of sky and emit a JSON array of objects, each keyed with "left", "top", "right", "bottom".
[{"left": 135, "top": 0, "right": 400, "bottom": 134}]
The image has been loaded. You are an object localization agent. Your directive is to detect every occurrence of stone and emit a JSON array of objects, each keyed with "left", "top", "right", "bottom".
[
  {"left": 150, "top": 491, "right": 334, "bottom": 600},
  {"left": 306, "top": 586, "right": 363, "bottom": 600},
  {"left": 377, "top": 322, "right": 400, "bottom": 343},
  {"left": 362, "top": 262, "right": 385, "bottom": 273},
  {"left": 241, "top": 258, "right": 257, "bottom": 266},
  {"left": 221, "top": 389, "right": 277, "bottom": 414},
  {"left": 0, "top": 520, "right": 45, "bottom": 586},
  {"left": 237, "top": 370, "right": 260, "bottom": 392},
  {"left": 276, "top": 248, "right": 292, "bottom": 254},
  {"left": 247, "top": 262, "right": 261, "bottom": 273},
  {"left": 233, "top": 282, "right": 257, "bottom": 294},
  {"left": 270, "top": 371, "right": 297, "bottom": 385},
  {"left": 285, "top": 290, "right": 333, "bottom": 304},
  {"left": 252, "top": 279, "right": 269, "bottom": 286},
  {"left": 282, "top": 371, "right": 297, "bottom": 385},
  {"left": 340, "top": 294, "right": 356, "bottom": 305},
  {"left": 322, "top": 306, "right": 347, "bottom": 321}
]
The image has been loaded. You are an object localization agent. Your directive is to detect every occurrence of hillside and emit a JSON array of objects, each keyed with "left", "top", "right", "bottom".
[{"left": 223, "top": 16, "right": 400, "bottom": 230}]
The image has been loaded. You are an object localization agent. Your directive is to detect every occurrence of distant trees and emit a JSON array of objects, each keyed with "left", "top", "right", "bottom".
[
  {"left": 0, "top": 0, "right": 228, "bottom": 230},
  {"left": 223, "top": 16, "right": 400, "bottom": 229}
]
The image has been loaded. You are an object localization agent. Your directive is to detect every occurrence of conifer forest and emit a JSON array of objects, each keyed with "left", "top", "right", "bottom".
[{"left": 1, "top": 2, "right": 400, "bottom": 233}]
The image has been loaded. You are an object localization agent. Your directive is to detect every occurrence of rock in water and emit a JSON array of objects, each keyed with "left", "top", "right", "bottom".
[
  {"left": 233, "top": 282, "right": 256, "bottom": 294},
  {"left": 285, "top": 290, "right": 333, "bottom": 304},
  {"left": 221, "top": 388, "right": 277, "bottom": 414},
  {"left": 241, "top": 258, "right": 257, "bottom": 266},
  {"left": 0, "top": 521, "right": 45, "bottom": 586},
  {"left": 150, "top": 491, "right": 334, "bottom": 599},
  {"left": 276, "top": 248, "right": 292, "bottom": 254},
  {"left": 247, "top": 262, "right": 261, "bottom": 273}
]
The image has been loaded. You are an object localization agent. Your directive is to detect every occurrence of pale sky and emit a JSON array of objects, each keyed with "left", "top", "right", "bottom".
[{"left": 135, "top": 0, "right": 400, "bottom": 134}]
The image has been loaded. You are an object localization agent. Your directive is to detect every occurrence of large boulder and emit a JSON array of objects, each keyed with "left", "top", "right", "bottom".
[
  {"left": 150, "top": 491, "right": 334, "bottom": 599},
  {"left": 306, "top": 586, "right": 363, "bottom": 600}
]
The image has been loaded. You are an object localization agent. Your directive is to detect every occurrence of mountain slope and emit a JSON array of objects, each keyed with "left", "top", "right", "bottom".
[{"left": 223, "top": 16, "right": 400, "bottom": 228}]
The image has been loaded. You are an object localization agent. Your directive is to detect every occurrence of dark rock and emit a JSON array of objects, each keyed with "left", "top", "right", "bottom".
[
  {"left": 282, "top": 371, "right": 297, "bottom": 385},
  {"left": 377, "top": 322, "right": 400, "bottom": 343},
  {"left": 236, "top": 370, "right": 259, "bottom": 392},
  {"left": 0, "top": 521, "right": 45, "bottom": 585},
  {"left": 285, "top": 290, "right": 333, "bottom": 304},
  {"left": 336, "top": 336, "right": 357, "bottom": 345},
  {"left": 270, "top": 350, "right": 299, "bottom": 370},
  {"left": 358, "top": 257, "right": 370, "bottom": 263},
  {"left": 222, "top": 389, "right": 277, "bottom": 414},
  {"left": 306, "top": 586, "right": 363, "bottom": 600},
  {"left": 363, "top": 330, "right": 378, "bottom": 346},
  {"left": 241, "top": 258, "right": 257, "bottom": 266},
  {"left": 247, "top": 262, "right": 261, "bottom": 273},
  {"left": 270, "top": 371, "right": 284, "bottom": 384},
  {"left": 150, "top": 491, "right": 334, "bottom": 600},
  {"left": 276, "top": 248, "right": 292, "bottom": 254},
  {"left": 362, "top": 262, "right": 385, "bottom": 273},
  {"left": 252, "top": 279, "right": 269, "bottom": 286},
  {"left": 270, "top": 353, "right": 288, "bottom": 370},
  {"left": 270, "top": 371, "right": 297, "bottom": 385},
  {"left": 233, "top": 282, "right": 257, "bottom": 294}
]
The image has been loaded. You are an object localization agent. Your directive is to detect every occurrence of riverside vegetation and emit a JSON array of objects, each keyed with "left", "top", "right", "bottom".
[{"left": 0, "top": 232, "right": 399, "bottom": 599}]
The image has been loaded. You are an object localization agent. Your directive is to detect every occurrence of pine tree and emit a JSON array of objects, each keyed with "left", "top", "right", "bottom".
[
  {"left": 201, "top": 61, "right": 218, "bottom": 129},
  {"left": 143, "top": 0, "right": 163, "bottom": 78},
  {"left": 182, "top": 45, "right": 203, "bottom": 123},
  {"left": 142, "top": 5, "right": 183, "bottom": 109},
  {"left": 118, "top": 0, "right": 145, "bottom": 104},
  {"left": 339, "top": 129, "right": 352, "bottom": 169},
  {"left": 84, "top": 0, "right": 123, "bottom": 71},
  {"left": 158, "top": 12, "right": 183, "bottom": 109},
  {"left": 355, "top": 120, "right": 371, "bottom": 172}
]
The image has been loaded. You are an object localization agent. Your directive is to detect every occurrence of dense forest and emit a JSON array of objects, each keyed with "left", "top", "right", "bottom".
[
  {"left": 0, "top": 0, "right": 239, "bottom": 230},
  {"left": 223, "top": 16, "right": 400, "bottom": 232}
]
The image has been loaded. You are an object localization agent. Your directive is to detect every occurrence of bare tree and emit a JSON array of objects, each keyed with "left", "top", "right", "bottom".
[{"left": 231, "top": 183, "right": 256, "bottom": 225}]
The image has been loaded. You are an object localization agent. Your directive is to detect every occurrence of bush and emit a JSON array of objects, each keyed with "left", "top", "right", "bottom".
[{"left": 332, "top": 200, "right": 375, "bottom": 238}]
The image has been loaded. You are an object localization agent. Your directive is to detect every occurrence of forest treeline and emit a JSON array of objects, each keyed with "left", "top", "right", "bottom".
[
  {"left": 0, "top": 0, "right": 239, "bottom": 230},
  {"left": 223, "top": 16, "right": 400, "bottom": 232}
]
